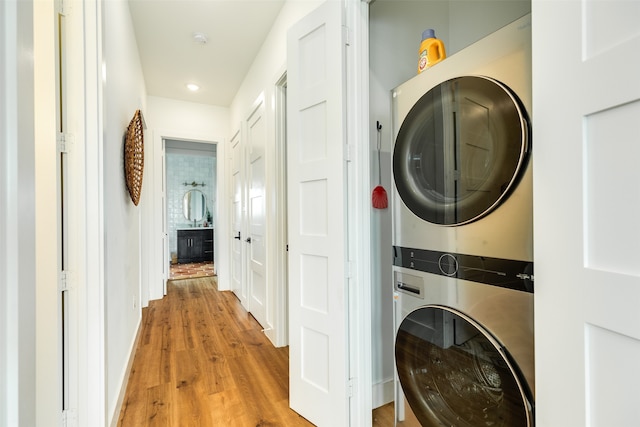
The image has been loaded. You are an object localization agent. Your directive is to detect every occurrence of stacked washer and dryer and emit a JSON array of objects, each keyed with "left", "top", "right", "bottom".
[{"left": 391, "top": 15, "right": 534, "bottom": 426}]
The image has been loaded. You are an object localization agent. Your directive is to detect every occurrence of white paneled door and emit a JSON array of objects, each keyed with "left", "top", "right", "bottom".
[
  {"left": 247, "top": 99, "right": 268, "bottom": 328},
  {"left": 287, "top": 2, "right": 349, "bottom": 425},
  {"left": 230, "top": 129, "right": 247, "bottom": 307},
  {"left": 533, "top": 1, "right": 640, "bottom": 425}
]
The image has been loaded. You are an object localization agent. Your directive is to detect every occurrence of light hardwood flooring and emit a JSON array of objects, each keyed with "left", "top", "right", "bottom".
[
  {"left": 117, "top": 276, "right": 394, "bottom": 426},
  {"left": 372, "top": 402, "right": 394, "bottom": 427}
]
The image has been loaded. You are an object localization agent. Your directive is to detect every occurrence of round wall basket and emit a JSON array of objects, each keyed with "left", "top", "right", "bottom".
[{"left": 124, "top": 109, "right": 144, "bottom": 206}]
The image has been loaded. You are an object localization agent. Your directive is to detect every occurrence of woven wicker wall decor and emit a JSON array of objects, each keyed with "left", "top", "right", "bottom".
[{"left": 124, "top": 109, "right": 144, "bottom": 206}]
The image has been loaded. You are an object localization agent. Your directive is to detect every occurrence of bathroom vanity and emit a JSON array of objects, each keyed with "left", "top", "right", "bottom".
[
  {"left": 176, "top": 187, "right": 214, "bottom": 263},
  {"left": 177, "top": 228, "right": 214, "bottom": 263}
]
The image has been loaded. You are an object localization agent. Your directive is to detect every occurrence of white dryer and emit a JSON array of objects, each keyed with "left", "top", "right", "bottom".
[{"left": 391, "top": 14, "right": 534, "bottom": 426}]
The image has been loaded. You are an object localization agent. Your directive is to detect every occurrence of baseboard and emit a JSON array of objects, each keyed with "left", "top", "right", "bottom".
[
  {"left": 372, "top": 377, "right": 395, "bottom": 409},
  {"left": 109, "top": 313, "right": 143, "bottom": 427}
]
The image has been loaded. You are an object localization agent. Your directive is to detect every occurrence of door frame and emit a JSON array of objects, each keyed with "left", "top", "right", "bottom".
[
  {"left": 273, "top": 70, "right": 289, "bottom": 347},
  {"left": 346, "top": 1, "right": 373, "bottom": 423},
  {"left": 58, "top": 0, "right": 106, "bottom": 423},
  {"left": 149, "top": 129, "right": 228, "bottom": 301}
]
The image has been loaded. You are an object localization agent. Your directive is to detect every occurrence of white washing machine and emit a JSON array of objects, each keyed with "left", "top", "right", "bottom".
[{"left": 391, "top": 14, "right": 534, "bottom": 426}]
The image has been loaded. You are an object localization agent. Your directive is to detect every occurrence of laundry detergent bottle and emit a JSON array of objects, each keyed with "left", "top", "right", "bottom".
[{"left": 418, "top": 29, "right": 446, "bottom": 73}]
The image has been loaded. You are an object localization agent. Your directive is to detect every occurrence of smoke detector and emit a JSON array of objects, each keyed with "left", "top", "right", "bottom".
[{"left": 192, "top": 32, "right": 208, "bottom": 45}]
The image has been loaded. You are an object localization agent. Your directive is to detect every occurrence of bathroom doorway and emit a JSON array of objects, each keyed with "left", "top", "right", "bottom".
[{"left": 164, "top": 139, "right": 217, "bottom": 286}]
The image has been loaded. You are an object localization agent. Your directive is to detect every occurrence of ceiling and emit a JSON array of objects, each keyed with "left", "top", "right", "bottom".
[{"left": 128, "top": 0, "right": 286, "bottom": 107}]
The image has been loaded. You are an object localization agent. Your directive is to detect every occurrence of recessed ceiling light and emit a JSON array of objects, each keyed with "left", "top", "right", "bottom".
[{"left": 186, "top": 83, "right": 200, "bottom": 92}]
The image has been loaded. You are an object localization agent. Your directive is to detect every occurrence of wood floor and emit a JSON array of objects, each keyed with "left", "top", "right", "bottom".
[{"left": 117, "top": 276, "right": 394, "bottom": 426}]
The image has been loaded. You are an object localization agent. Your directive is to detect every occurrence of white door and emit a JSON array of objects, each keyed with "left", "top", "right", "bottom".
[
  {"left": 230, "top": 129, "right": 247, "bottom": 307},
  {"left": 246, "top": 100, "right": 268, "bottom": 327},
  {"left": 533, "top": 2, "right": 640, "bottom": 425},
  {"left": 287, "top": 2, "right": 349, "bottom": 425}
]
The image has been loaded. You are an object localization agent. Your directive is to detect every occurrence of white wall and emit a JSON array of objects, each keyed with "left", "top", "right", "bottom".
[
  {"left": 229, "top": 0, "right": 322, "bottom": 125},
  {"left": 448, "top": 1, "right": 531, "bottom": 53},
  {"left": 34, "top": 0, "right": 60, "bottom": 424},
  {"left": 368, "top": 0, "right": 531, "bottom": 408},
  {"left": 0, "top": 3, "right": 7, "bottom": 417},
  {"left": 147, "top": 96, "right": 230, "bottom": 135},
  {"left": 0, "top": 0, "right": 37, "bottom": 425},
  {"left": 145, "top": 96, "right": 229, "bottom": 297},
  {"left": 102, "top": 0, "right": 148, "bottom": 423}
]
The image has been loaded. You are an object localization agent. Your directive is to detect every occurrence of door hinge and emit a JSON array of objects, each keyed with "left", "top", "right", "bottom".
[
  {"left": 348, "top": 378, "right": 356, "bottom": 398},
  {"left": 57, "top": 133, "right": 74, "bottom": 153},
  {"left": 61, "top": 408, "right": 77, "bottom": 427},
  {"left": 343, "top": 144, "right": 353, "bottom": 162},
  {"left": 345, "top": 260, "right": 353, "bottom": 279},
  {"left": 342, "top": 25, "right": 351, "bottom": 46},
  {"left": 58, "top": 0, "right": 72, "bottom": 16},
  {"left": 59, "top": 271, "right": 71, "bottom": 292}
]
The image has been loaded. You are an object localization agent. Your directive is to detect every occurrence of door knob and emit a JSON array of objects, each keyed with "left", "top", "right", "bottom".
[
  {"left": 246, "top": 237, "right": 252, "bottom": 243},
  {"left": 234, "top": 231, "right": 241, "bottom": 240}
]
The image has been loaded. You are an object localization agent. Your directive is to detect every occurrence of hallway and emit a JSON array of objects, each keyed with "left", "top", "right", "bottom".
[{"left": 117, "top": 277, "right": 311, "bottom": 426}]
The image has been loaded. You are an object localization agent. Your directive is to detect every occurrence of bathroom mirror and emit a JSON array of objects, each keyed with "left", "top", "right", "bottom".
[{"left": 183, "top": 189, "right": 206, "bottom": 222}]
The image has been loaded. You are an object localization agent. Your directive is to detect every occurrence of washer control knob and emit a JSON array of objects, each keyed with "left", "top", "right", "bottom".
[{"left": 438, "top": 253, "right": 458, "bottom": 276}]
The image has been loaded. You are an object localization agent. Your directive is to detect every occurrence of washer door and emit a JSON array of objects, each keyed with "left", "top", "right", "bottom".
[
  {"left": 393, "top": 76, "right": 529, "bottom": 225},
  {"left": 395, "top": 305, "right": 533, "bottom": 426}
]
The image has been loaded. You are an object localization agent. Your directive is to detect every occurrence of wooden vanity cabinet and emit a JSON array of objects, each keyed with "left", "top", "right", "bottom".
[{"left": 177, "top": 228, "right": 214, "bottom": 263}]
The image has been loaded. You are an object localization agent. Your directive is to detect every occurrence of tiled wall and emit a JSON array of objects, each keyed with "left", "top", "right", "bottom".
[{"left": 166, "top": 152, "right": 216, "bottom": 258}]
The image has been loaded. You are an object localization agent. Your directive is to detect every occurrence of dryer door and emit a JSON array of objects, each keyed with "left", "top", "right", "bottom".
[
  {"left": 395, "top": 305, "right": 533, "bottom": 427},
  {"left": 393, "top": 76, "right": 529, "bottom": 225}
]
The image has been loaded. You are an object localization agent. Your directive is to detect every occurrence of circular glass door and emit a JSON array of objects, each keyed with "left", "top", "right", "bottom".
[
  {"left": 393, "top": 76, "right": 530, "bottom": 225},
  {"left": 395, "top": 305, "right": 533, "bottom": 426}
]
